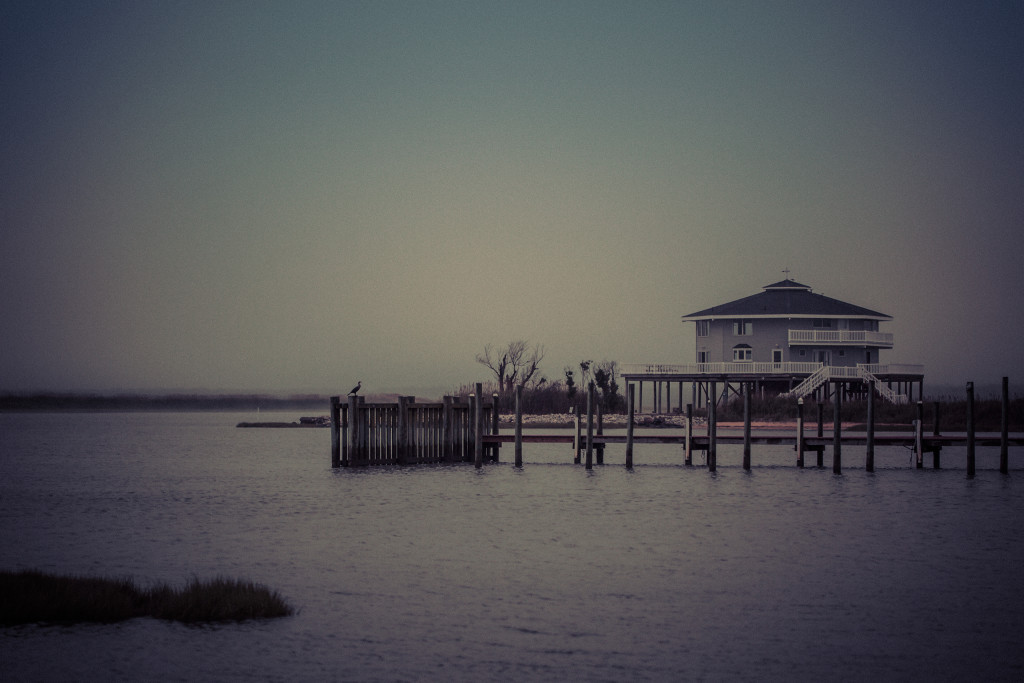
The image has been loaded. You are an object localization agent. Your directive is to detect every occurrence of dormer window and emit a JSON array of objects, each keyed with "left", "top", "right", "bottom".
[{"left": 733, "top": 320, "right": 753, "bottom": 336}]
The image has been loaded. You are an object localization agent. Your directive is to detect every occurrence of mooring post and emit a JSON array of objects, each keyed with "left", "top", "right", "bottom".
[
  {"left": 491, "top": 393, "right": 500, "bottom": 463},
  {"left": 341, "top": 403, "right": 349, "bottom": 466},
  {"left": 596, "top": 401, "right": 604, "bottom": 465},
  {"left": 742, "top": 382, "right": 751, "bottom": 471},
  {"left": 967, "top": 381, "right": 976, "bottom": 478},
  {"left": 573, "top": 404, "right": 581, "bottom": 464},
  {"left": 397, "top": 396, "right": 408, "bottom": 465},
  {"left": 473, "top": 384, "right": 484, "bottom": 468},
  {"left": 514, "top": 385, "right": 523, "bottom": 468},
  {"left": 817, "top": 403, "right": 825, "bottom": 468},
  {"left": 626, "top": 383, "right": 635, "bottom": 469},
  {"left": 1000, "top": 376, "right": 1009, "bottom": 474},
  {"left": 348, "top": 394, "right": 360, "bottom": 466},
  {"left": 866, "top": 381, "right": 875, "bottom": 473},
  {"left": 684, "top": 403, "right": 693, "bottom": 466},
  {"left": 932, "top": 400, "right": 941, "bottom": 469},
  {"left": 708, "top": 382, "right": 717, "bottom": 472},
  {"left": 915, "top": 401, "right": 924, "bottom": 469},
  {"left": 330, "top": 396, "right": 341, "bottom": 468},
  {"left": 796, "top": 398, "right": 805, "bottom": 468},
  {"left": 832, "top": 390, "right": 842, "bottom": 474},
  {"left": 585, "top": 381, "right": 595, "bottom": 470},
  {"left": 442, "top": 396, "right": 454, "bottom": 462}
]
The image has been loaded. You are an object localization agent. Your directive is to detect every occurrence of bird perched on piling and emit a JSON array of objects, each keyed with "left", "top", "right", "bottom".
[{"left": 348, "top": 381, "right": 361, "bottom": 396}]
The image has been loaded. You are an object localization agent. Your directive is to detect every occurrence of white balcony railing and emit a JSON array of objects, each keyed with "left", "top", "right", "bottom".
[
  {"left": 621, "top": 362, "right": 923, "bottom": 378},
  {"left": 788, "top": 329, "right": 894, "bottom": 347},
  {"left": 621, "top": 362, "right": 823, "bottom": 376}
]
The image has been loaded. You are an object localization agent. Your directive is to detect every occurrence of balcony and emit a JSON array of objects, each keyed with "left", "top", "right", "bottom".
[
  {"left": 621, "top": 362, "right": 823, "bottom": 377},
  {"left": 620, "top": 362, "right": 923, "bottom": 378},
  {"left": 788, "top": 329, "right": 893, "bottom": 348}
]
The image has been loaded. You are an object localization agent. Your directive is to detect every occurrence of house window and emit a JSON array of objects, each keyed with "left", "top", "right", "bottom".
[
  {"left": 733, "top": 320, "right": 753, "bottom": 336},
  {"left": 697, "top": 351, "right": 708, "bottom": 364},
  {"left": 813, "top": 319, "right": 832, "bottom": 328},
  {"left": 696, "top": 320, "right": 709, "bottom": 337},
  {"left": 732, "top": 345, "right": 752, "bottom": 361}
]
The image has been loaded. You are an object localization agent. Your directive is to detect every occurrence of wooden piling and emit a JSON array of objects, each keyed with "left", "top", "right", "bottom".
[
  {"left": 684, "top": 403, "right": 693, "bottom": 466},
  {"left": 442, "top": 396, "right": 453, "bottom": 462},
  {"left": 474, "top": 384, "right": 483, "bottom": 469},
  {"left": 596, "top": 401, "right": 605, "bottom": 465},
  {"left": 330, "top": 396, "right": 341, "bottom": 468},
  {"left": 573, "top": 404, "right": 581, "bottom": 464},
  {"left": 626, "top": 383, "right": 635, "bottom": 469},
  {"left": 514, "top": 385, "right": 523, "bottom": 468},
  {"left": 1001, "top": 376, "right": 1009, "bottom": 474},
  {"left": 932, "top": 400, "right": 941, "bottom": 469},
  {"left": 832, "top": 391, "right": 842, "bottom": 474},
  {"left": 816, "top": 403, "right": 824, "bottom": 468},
  {"left": 397, "top": 396, "right": 409, "bottom": 465},
  {"left": 585, "top": 381, "right": 595, "bottom": 470},
  {"left": 865, "top": 381, "right": 874, "bottom": 472},
  {"left": 796, "top": 398, "right": 804, "bottom": 468},
  {"left": 708, "top": 382, "right": 717, "bottom": 472},
  {"left": 915, "top": 401, "right": 924, "bottom": 469},
  {"left": 967, "top": 381, "right": 976, "bottom": 478},
  {"left": 742, "top": 382, "right": 751, "bottom": 471},
  {"left": 348, "top": 394, "right": 360, "bottom": 466},
  {"left": 491, "top": 393, "right": 500, "bottom": 463}
]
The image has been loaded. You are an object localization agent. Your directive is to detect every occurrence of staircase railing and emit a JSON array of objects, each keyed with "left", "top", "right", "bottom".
[{"left": 783, "top": 365, "right": 909, "bottom": 404}]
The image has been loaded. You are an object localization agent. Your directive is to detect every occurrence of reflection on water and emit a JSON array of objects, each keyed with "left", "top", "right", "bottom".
[{"left": 2, "top": 413, "right": 1022, "bottom": 681}]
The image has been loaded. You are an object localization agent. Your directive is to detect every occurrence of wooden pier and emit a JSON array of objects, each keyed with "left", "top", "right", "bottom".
[
  {"left": 330, "top": 383, "right": 501, "bottom": 468},
  {"left": 332, "top": 379, "right": 1020, "bottom": 475}
]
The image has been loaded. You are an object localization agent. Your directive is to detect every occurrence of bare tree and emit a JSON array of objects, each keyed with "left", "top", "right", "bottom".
[
  {"left": 477, "top": 340, "right": 545, "bottom": 393},
  {"left": 476, "top": 343, "right": 509, "bottom": 388}
]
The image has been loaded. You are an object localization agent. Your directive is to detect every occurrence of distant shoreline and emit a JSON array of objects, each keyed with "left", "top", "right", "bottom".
[{"left": 0, "top": 393, "right": 329, "bottom": 412}]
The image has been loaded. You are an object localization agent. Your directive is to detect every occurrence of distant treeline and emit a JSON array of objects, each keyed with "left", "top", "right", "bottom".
[{"left": 0, "top": 393, "right": 330, "bottom": 412}]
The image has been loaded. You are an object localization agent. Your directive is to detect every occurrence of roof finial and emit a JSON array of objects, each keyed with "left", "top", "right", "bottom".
[{"left": 782, "top": 267, "right": 791, "bottom": 280}]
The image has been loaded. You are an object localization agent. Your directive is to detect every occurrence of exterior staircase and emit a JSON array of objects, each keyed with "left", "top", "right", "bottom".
[{"left": 782, "top": 365, "right": 908, "bottom": 404}]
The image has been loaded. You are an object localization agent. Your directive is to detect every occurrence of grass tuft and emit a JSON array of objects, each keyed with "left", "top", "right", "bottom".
[{"left": 1, "top": 569, "right": 294, "bottom": 625}]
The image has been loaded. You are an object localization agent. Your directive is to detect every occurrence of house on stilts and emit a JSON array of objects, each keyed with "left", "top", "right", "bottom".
[{"left": 621, "top": 278, "right": 924, "bottom": 412}]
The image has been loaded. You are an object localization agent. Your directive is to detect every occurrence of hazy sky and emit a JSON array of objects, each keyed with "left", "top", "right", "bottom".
[{"left": 3, "top": 1, "right": 1023, "bottom": 396}]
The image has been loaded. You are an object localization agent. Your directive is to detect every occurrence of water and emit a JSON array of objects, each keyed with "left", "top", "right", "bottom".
[{"left": 2, "top": 412, "right": 1022, "bottom": 681}]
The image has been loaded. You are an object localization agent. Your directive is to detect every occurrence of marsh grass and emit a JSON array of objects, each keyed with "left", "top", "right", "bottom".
[{"left": 0, "top": 570, "right": 294, "bottom": 625}]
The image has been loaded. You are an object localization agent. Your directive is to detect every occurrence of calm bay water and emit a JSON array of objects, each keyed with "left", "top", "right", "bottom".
[{"left": 2, "top": 412, "right": 1023, "bottom": 681}]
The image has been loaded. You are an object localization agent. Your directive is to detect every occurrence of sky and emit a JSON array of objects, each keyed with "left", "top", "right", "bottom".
[{"left": 2, "top": 1, "right": 1023, "bottom": 397}]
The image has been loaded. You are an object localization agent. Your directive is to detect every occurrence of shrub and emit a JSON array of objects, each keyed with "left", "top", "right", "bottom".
[{"left": 0, "top": 570, "right": 294, "bottom": 625}]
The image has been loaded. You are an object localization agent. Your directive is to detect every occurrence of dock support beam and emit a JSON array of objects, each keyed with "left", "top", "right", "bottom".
[
  {"left": 708, "top": 382, "right": 717, "bottom": 472},
  {"left": 474, "top": 383, "right": 483, "bottom": 469},
  {"left": 685, "top": 403, "right": 693, "bottom": 466},
  {"left": 491, "top": 393, "right": 500, "bottom": 463},
  {"left": 585, "top": 381, "right": 595, "bottom": 470},
  {"left": 743, "top": 382, "right": 751, "bottom": 471},
  {"left": 330, "top": 396, "right": 341, "bottom": 468},
  {"left": 817, "top": 403, "right": 825, "bottom": 468},
  {"left": 967, "top": 381, "right": 976, "bottom": 478},
  {"left": 625, "top": 383, "right": 634, "bottom": 469},
  {"left": 833, "top": 390, "right": 842, "bottom": 474},
  {"left": 514, "top": 385, "right": 523, "bottom": 468},
  {"left": 1001, "top": 376, "right": 1009, "bottom": 474},
  {"left": 915, "top": 401, "right": 924, "bottom": 469},
  {"left": 866, "top": 382, "right": 874, "bottom": 472},
  {"left": 796, "top": 398, "right": 804, "bottom": 468}
]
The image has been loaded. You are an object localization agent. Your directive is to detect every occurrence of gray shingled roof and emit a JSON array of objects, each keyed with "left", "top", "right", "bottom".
[{"left": 682, "top": 280, "right": 890, "bottom": 319}]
